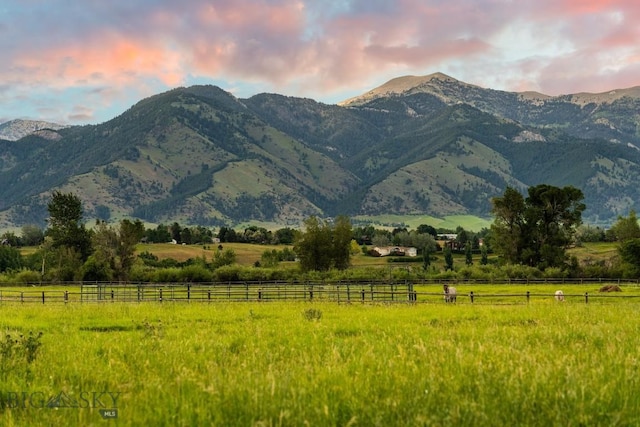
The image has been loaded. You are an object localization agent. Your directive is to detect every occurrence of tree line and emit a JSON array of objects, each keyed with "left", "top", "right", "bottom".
[{"left": 2, "top": 184, "right": 640, "bottom": 282}]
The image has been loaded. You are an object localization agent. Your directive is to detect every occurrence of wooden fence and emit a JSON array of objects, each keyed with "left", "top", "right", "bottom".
[{"left": 0, "top": 280, "right": 639, "bottom": 304}]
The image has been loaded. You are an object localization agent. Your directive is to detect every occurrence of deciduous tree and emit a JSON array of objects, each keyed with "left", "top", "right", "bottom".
[
  {"left": 490, "top": 185, "right": 585, "bottom": 269},
  {"left": 90, "top": 219, "right": 145, "bottom": 281},
  {"left": 610, "top": 210, "right": 640, "bottom": 242},
  {"left": 0, "top": 245, "right": 22, "bottom": 272},
  {"left": 21, "top": 224, "right": 44, "bottom": 247},
  {"left": 332, "top": 216, "right": 353, "bottom": 270},
  {"left": 490, "top": 186, "right": 526, "bottom": 264},
  {"left": 294, "top": 216, "right": 353, "bottom": 272},
  {"left": 619, "top": 238, "right": 640, "bottom": 276}
]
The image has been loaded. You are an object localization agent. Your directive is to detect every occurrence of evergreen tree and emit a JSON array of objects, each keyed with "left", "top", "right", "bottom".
[
  {"left": 46, "top": 191, "right": 92, "bottom": 262},
  {"left": 480, "top": 244, "right": 488, "bottom": 265},
  {"left": 444, "top": 245, "right": 454, "bottom": 271},
  {"left": 465, "top": 242, "right": 473, "bottom": 266},
  {"left": 422, "top": 246, "right": 432, "bottom": 271}
]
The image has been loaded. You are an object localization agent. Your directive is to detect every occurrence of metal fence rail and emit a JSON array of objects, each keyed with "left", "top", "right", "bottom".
[
  {"left": 0, "top": 280, "right": 638, "bottom": 304},
  {"left": 0, "top": 282, "right": 418, "bottom": 304}
]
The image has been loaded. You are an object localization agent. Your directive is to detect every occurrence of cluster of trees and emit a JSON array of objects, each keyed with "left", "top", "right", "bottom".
[
  {"left": 607, "top": 210, "right": 640, "bottom": 276},
  {"left": 293, "top": 216, "right": 353, "bottom": 272},
  {"left": 4, "top": 183, "right": 640, "bottom": 281},
  {"left": 139, "top": 223, "right": 294, "bottom": 245},
  {"left": 0, "top": 191, "right": 234, "bottom": 282},
  {"left": 490, "top": 185, "right": 585, "bottom": 270},
  {"left": 1, "top": 224, "right": 45, "bottom": 247}
]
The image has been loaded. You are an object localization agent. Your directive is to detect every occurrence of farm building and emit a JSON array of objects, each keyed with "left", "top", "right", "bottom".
[{"left": 370, "top": 246, "right": 418, "bottom": 257}]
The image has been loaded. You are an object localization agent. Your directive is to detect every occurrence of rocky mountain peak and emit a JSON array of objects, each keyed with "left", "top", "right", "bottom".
[{"left": 0, "top": 119, "right": 67, "bottom": 141}]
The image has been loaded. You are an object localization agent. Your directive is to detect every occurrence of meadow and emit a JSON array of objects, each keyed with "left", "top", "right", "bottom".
[{"left": 1, "top": 295, "right": 639, "bottom": 426}]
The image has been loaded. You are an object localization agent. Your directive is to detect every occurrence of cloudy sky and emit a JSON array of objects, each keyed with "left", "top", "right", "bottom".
[{"left": 2, "top": 0, "right": 639, "bottom": 125}]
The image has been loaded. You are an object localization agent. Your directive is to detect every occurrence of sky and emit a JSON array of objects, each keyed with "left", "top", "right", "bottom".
[{"left": 1, "top": 0, "right": 639, "bottom": 125}]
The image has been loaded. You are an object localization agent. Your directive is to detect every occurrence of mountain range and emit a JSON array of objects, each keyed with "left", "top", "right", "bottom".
[{"left": 1, "top": 72, "right": 640, "bottom": 229}]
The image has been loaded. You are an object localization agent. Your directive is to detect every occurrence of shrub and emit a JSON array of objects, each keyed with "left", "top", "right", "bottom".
[
  {"left": 179, "top": 264, "right": 213, "bottom": 282},
  {"left": 542, "top": 267, "right": 567, "bottom": 279},
  {"left": 128, "top": 264, "right": 155, "bottom": 282},
  {"left": 214, "top": 265, "right": 242, "bottom": 282},
  {"left": 153, "top": 267, "right": 182, "bottom": 283},
  {"left": 80, "top": 255, "right": 114, "bottom": 282},
  {"left": 302, "top": 308, "right": 323, "bottom": 321},
  {"left": 12, "top": 269, "right": 43, "bottom": 284},
  {"left": 432, "top": 270, "right": 459, "bottom": 281},
  {"left": 503, "top": 264, "right": 542, "bottom": 279},
  {"left": 0, "top": 331, "right": 43, "bottom": 379}
]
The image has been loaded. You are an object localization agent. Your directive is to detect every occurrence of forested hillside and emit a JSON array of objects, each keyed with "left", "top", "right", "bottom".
[{"left": 1, "top": 73, "right": 639, "bottom": 228}]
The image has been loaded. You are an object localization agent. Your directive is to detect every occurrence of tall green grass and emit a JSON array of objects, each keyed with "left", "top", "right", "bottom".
[{"left": 1, "top": 301, "right": 638, "bottom": 426}]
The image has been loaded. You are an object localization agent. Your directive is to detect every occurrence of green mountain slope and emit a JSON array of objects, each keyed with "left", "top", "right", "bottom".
[{"left": 1, "top": 74, "right": 640, "bottom": 228}]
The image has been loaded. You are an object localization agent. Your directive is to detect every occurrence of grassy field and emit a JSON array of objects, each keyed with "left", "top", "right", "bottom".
[
  {"left": 20, "top": 239, "right": 618, "bottom": 272},
  {"left": 131, "top": 241, "right": 619, "bottom": 272},
  {"left": 136, "top": 242, "right": 293, "bottom": 266},
  {"left": 353, "top": 214, "right": 493, "bottom": 232},
  {"left": 1, "top": 298, "right": 639, "bottom": 426}
]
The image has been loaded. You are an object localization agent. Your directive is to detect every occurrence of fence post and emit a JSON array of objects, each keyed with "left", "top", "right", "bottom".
[
  {"left": 21, "top": 292, "right": 24, "bottom": 303},
  {"left": 159, "top": 288, "right": 163, "bottom": 302},
  {"left": 469, "top": 291, "right": 474, "bottom": 303},
  {"left": 258, "top": 289, "right": 262, "bottom": 301},
  {"left": 361, "top": 289, "right": 365, "bottom": 303},
  {"left": 526, "top": 291, "right": 530, "bottom": 304},
  {"left": 207, "top": 289, "right": 211, "bottom": 301},
  {"left": 585, "top": 292, "right": 589, "bottom": 304},
  {"left": 187, "top": 284, "right": 191, "bottom": 301},
  {"left": 111, "top": 289, "right": 115, "bottom": 301},
  {"left": 64, "top": 291, "right": 68, "bottom": 303},
  {"left": 42, "top": 291, "right": 45, "bottom": 304}
]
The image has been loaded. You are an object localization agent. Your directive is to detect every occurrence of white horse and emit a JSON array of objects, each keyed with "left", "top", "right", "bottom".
[
  {"left": 443, "top": 284, "right": 457, "bottom": 303},
  {"left": 554, "top": 290, "right": 565, "bottom": 302}
]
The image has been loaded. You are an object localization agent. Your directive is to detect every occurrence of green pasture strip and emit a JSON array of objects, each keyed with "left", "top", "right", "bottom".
[{"left": 0, "top": 302, "right": 639, "bottom": 426}]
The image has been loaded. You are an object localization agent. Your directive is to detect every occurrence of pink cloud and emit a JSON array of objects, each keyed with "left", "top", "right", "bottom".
[{"left": 2, "top": 0, "right": 640, "bottom": 123}]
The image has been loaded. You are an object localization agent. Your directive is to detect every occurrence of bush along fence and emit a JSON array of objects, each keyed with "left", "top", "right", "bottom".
[{"left": 0, "top": 280, "right": 639, "bottom": 304}]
